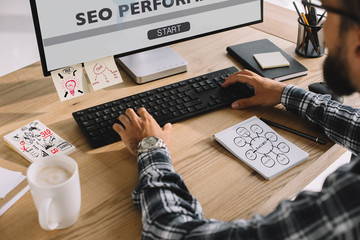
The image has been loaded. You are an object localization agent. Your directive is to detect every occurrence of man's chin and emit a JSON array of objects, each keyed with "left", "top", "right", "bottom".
[{"left": 323, "top": 56, "right": 357, "bottom": 96}]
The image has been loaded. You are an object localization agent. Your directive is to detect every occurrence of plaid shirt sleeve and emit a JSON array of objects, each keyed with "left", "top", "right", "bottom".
[
  {"left": 132, "top": 147, "right": 360, "bottom": 240},
  {"left": 281, "top": 85, "right": 360, "bottom": 155}
]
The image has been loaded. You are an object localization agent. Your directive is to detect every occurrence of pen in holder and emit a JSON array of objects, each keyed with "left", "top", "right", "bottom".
[{"left": 296, "top": 16, "right": 325, "bottom": 58}]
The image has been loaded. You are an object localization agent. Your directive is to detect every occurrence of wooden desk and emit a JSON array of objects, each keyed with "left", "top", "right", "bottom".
[{"left": 0, "top": 3, "right": 353, "bottom": 239}]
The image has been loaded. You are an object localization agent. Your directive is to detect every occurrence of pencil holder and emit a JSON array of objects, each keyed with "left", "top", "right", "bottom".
[{"left": 296, "top": 17, "right": 325, "bottom": 58}]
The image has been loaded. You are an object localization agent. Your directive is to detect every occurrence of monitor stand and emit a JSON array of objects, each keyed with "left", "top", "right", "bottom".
[{"left": 116, "top": 46, "right": 188, "bottom": 84}]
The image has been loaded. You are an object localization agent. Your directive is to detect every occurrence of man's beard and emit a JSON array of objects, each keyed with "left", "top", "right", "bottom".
[{"left": 323, "top": 48, "right": 357, "bottom": 96}]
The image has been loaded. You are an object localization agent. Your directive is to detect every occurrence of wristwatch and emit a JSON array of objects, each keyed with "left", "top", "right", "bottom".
[{"left": 137, "top": 136, "right": 167, "bottom": 153}]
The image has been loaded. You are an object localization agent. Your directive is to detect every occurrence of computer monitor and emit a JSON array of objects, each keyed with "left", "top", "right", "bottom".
[{"left": 30, "top": 0, "right": 263, "bottom": 80}]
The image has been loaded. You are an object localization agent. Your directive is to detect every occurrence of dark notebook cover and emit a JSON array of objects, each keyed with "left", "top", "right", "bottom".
[{"left": 227, "top": 39, "right": 308, "bottom": 81}]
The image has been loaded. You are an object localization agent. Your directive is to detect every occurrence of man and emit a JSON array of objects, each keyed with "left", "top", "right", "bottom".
[{"left": 113, "top": 0, "right": 360, "bottom": 238}]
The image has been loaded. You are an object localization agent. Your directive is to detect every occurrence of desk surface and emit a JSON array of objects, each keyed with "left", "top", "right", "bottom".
[{"left": 0, "top": 3, "right": 357, "bottom": 239}]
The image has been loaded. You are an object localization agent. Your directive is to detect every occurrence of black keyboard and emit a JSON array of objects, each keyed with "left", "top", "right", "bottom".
[{"left": 72, "top": 66, "right": 254, "bottom": 148}]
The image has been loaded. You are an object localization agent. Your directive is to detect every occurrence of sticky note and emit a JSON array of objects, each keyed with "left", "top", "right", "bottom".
[
  {"left": 51, "top": 64, "right": 90, "bottom": 102},
  {"left": 253, "top": 52, "right": 290, "bottom": 69},
  {"left": 84, "top": 56, "right": 123, "bottom": 91}
]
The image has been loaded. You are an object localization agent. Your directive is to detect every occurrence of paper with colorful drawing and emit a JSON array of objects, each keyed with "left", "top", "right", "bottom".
[
  {"left": 51, "top": 64, "right": 90, "bottom": 101},
  {"left": 3, "top": 120, "right": 75, "bottom": 162},
  {"left": 84, "top": 56, "right": 123, "bottom": 91}
]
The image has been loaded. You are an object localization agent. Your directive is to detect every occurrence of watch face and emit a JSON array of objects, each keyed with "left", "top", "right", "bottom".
[
  {"left": 142, "top": 137, "right": 158, "bottom": 149},
  {"left": 138, "top": 136, "right": 166, "bottom": 153}
]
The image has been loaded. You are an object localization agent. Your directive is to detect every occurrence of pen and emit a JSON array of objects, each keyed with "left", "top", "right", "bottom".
[
  {"left": 317, "top": 11, "right": 327, "bottom": 24},
  {"left": 293, "top": 2, "right": 305, "bottom": 24},
  {"left": 260, "top": 118, "right": 327, "bottom": 145},
  {"left": 301, "top": 13, "right": 320, "bottom": 54},
  {"left": 304, "top": 0, "right": 309, "bottom": 14}
]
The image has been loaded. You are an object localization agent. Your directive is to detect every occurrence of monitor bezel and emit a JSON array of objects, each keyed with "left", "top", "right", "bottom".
[{"left": 30, "top": 0, "right": 264, "bottom": 76}]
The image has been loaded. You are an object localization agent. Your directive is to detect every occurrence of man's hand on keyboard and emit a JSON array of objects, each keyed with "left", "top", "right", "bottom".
[
  {"left": 112, "top": 108, "right": 172, "bottom": 156},
  {"left": 222, "top": 69, "right": 286, "bottom": 109}
]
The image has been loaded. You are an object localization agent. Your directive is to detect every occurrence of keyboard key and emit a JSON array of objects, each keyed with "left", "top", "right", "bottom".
[
  {"left": 89, "top": 130, "right": 100, "bottom": 137},
  {"left": 195, "top": 87, "right": 203, "bottom": 93},
  {"left": 180, "top": 109, "right": 189, "bottom": 115},
  {"left": 184, "top": 99, "right": 202, "bottom": 108},
  {"left": 95, "top": 118, "right": 103, "bottom": 123},
  {"left": 83, "top": 120, "right": 94, "bottom": 127},
  {"left": 173, "top": 112, "right": 181, "bottom": 117},
  {"left": 75, "top": 111, "right": 85, "bottom": 116},
  {"left": 176, "top": 105, "right": 184, "bottom": 110},
  {"left": 195, "top": 104, "right": 207, "bottom": 110},
  {"left": 86, "top": 125, "right": 98, "bottom": 132},
  {"left": 178, "top": 85, "right": 191, "bottom": 92},
  {"left": 188, "top": 107, "right": 196, "bottom": 113}
]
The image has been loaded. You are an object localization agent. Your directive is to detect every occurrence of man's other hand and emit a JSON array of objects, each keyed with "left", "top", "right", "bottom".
[{"left": 222, "top": 70, "right": 287, "bottom": 109}]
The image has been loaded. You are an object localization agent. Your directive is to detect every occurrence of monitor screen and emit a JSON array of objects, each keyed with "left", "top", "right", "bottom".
[{"left": 30, "top": 0, "right": 263, "bottom": 76}]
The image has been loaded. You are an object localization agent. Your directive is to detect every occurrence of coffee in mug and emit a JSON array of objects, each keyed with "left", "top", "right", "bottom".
[
  {"left": 35, "top": 166, "right": 72, "bottom": 187},
  {"left": 27, "top": 155, "right": 81, "bottom": 230}
]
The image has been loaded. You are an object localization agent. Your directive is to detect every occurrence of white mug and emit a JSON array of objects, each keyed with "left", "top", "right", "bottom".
[{"left": 27, "top": 155, "right": 81, "bottom": 230}]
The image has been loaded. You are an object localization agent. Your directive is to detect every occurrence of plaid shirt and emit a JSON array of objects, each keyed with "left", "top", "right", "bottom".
[
  {"left": 132, "top": 85, "right": 360, "bottom": 239},
  {"left": 282, "top": 85, "right": 360, "bottom": 155}
]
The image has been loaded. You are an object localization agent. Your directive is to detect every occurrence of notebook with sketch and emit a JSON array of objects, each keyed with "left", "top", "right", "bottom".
[{"left": 214, "top": 116, "right": 308, "bottom": 180}]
